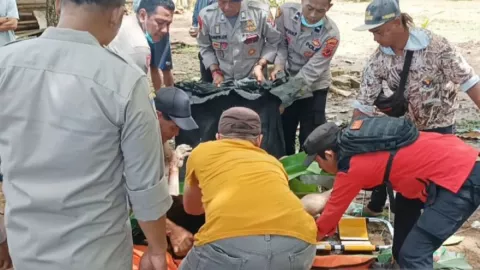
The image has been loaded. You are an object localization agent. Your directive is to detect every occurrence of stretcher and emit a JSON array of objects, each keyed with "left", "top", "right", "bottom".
[
  {"left": 132, "top": 245, "right": 377, "bottom": 270},
  {"left": 316, "top": 217, "right": 394, "bottom": 253}
]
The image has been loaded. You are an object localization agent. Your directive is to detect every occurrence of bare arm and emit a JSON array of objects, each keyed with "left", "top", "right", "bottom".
[
  {"left": 0, "top": 18, "right": 17, "bottom": 31},
  {"left": 467, "top": 83, "right": 480, "bottom": 110},
  {"left": 0, "top": 0, "right": 19, "bottom": 32},
  {"left": 183, "top": 177, "right": 204, "bottom": 215},
  {"left": 183, "top": 155, "right": 204, "bottom": 215},
  {"left": 138, "top": 216, "right": 168, "bottom": 253},
  {"left": 162, "top": 70, "right": 174, "bottom": 87},
  {"left": 151, "top": 68, "right": 163, "bottom": 91}
]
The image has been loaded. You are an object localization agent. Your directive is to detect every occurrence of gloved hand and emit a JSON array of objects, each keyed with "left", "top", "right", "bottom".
[{"left": 171, "top": 144, "right": 193, "bottom": 168}]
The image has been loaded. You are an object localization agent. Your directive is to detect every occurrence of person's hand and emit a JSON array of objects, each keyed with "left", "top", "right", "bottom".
[
  {"left": 279, "top": 105, "right": 285, "bottom": 114},
  {"left": 0, "top": 241, "right": 12, "bottom": 270},
  {"left": 213, "top": 72, "right": 224, "bottom": 87},
  {"left": 188, "top": 27, "right": 199, "bottom": 38},
  {"left": 172, "top": 144, "right": 192, "bottom": 168},
  {"left": 269, "top": 66, "right": 284, "bottom": 81},
  {"left": 168, "top": 225, "right": 194, "bottom": 257},
  {"left": 139, "top": 250, "right": 167, "bottom": 270},
  {"left": 252, "top": 65, "right": 265, "bottom": 84}
]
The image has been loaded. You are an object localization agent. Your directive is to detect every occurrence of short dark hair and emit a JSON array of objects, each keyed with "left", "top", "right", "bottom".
[
  {"left": 138, "top": 0, "right": 176, "bottom": 14},
  {"left": 66, "top": 0, "right": 126, "bottom": 7},
  {"left": 400, "top": 13, "right": 414, "bottom": 29}
]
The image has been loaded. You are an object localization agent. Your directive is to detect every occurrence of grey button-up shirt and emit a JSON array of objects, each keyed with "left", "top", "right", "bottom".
[
  {"left": 0, "top": 28, "right": 172, "bottom": 270},
  {"left": 271, "top": 3, "right": 340, "bottom": 107},
  {"left": 109, "top": 15, "right": 151, "bottom": 74},
  {"left": 197, "top": 1, "right": 281, "bottom": 80}
]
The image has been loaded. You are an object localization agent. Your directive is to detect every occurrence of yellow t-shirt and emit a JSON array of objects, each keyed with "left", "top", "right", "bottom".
[{"left": 185, "top": 139, "right": 317, "bottom": 246}]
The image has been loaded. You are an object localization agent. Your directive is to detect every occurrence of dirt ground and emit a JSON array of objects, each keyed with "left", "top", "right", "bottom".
[{"left": 167, "top": 0, "right": 480, "bottom": 266}]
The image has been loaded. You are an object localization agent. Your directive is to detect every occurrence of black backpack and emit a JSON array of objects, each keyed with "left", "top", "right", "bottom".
[{"left": 337, "top": 116, "right": 420, "bottom": 212}]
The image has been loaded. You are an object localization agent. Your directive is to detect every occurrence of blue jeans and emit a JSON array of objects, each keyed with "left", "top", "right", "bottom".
[
  {"left": 179, "top": 235, "right": 316, "bottom": 270},
  {"left": 398, "top": 162, "right": 480, "bottom": 268}
]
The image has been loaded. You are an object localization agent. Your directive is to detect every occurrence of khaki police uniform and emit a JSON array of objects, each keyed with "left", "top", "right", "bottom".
[
  {"left": 109, "top": 14, "right": 152, "bottom": 75},
  {"left": 270, "top": 3, "right": 340, "bottom": 155},
  {"left": 197, "top": 0, "right": 281, "bottom": 80},
  {"left": 0, "top": 28, "right": 171, "bottom": 270}
]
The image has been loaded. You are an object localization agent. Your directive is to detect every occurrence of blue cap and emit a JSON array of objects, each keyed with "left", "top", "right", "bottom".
[{"left": 353, "top": 0, "right": 401, "bottom": 31}]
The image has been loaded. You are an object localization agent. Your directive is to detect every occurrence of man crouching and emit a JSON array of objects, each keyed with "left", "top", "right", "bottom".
[{"left": 180, "top": 107, "right": 317, "bottom": 270}]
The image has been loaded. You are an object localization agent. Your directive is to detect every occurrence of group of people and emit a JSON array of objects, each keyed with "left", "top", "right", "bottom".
[{"left": 0, "top": 0, "right": 479, "bottom": 269}]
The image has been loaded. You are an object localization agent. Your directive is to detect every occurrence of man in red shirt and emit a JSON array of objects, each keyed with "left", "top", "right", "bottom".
[{"left": 303, "top": 120, "right": 480, "bottom": 268}]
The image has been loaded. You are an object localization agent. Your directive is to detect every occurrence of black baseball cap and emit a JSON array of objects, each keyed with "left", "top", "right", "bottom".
[
  {"left": 303, "top": 122, "right": 341, "bottom": 167},
  {"left": 353, "top": 0, "right": 401, "bottom": 31},
  {"left": 154, "top": 87, "right": 198, "bottom": 131}
]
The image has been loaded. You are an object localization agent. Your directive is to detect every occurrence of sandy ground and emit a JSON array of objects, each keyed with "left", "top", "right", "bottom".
[{"left": 167, "top": 0, "right": 480, "bottom": 266}]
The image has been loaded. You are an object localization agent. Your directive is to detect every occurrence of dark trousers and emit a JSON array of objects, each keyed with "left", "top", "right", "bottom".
[
  {"left": 366, "top": 125, "right": 455, "bottom": 261},
  {"left": 198, "top": 52, "right": 213, "bottom": 83},
  {"left": 398, "top": 162, "right": 480, "bottom": 268},
  {"left": 282, "top": 89, "right": 329, "bottom": 155}
]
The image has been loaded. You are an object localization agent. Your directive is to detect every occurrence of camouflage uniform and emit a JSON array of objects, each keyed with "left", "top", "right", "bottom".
[{"left": 354, "top": 28, "right": 479, "bottom": 130}]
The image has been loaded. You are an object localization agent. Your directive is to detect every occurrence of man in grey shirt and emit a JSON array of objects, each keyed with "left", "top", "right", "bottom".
[
  {"left": 0, "top": 0, "right": 18, "bottom": 46},
  {"left": 0, "top": 0, "right": 172, "bottom": 269}
]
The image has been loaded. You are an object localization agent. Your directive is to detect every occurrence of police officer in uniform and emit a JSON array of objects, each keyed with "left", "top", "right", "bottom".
[
  {"left": 270, "top": 0, "right": 339, "bottom": 155},
  {"left": 197, "top": 0, "right": 282, "bottom": 86}
]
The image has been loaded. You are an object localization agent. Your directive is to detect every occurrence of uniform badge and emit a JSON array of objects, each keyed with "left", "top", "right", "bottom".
[
  {"left": 304, "top": 51, "right": 314, "bottom": 58},
  {"left": 198, "top": 16, "right": 203, "bottom": 31},
  {"left": 421, "top": 77, "right": 435, "bottom": 92},
  {"left": 422, "top": 78, "right": 433, "bottom": 88},
  {"left": 221, "top": 42, "right": 228, "bottom": 50},
  {"left": 312, "top": 39, "right": 321, "bottom": 49},
  {"left": 322, "top": 37, "right": 339, "bottom": 58},
  {"left": 243, "top": 34, "right": 259, "bottom": 44},
  {"left": 248, "top": 48, "right": 256, "bottom": 56},
  {"left": 215, "top": 24, "right": 220, "bottom": 34},
  {"left": 244, "top": 20, "right": 257, "bottom": 32},
  {"left": 293, "top": 12, "right": 300, "bottom": 21},
  {"left": 212, "top": 42, "right": 221, "bottom": 49},
  {"left": 275, "top": 6, "right": 283, "bottom": 19}
]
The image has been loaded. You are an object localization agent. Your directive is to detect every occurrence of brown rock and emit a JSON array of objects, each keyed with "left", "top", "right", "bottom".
[{"left": 332, "top": 75, "right": 352, "bottom": 89}]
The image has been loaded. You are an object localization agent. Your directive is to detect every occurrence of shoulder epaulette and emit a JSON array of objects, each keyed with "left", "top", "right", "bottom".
[
  {"left": 247, "top": 1, "right": 269, "bottom": 12},
  {"left": 281, "top": 2, "right": 300, "bottom": 10},
  {"left": 205, "top": 2, "right": 219, "bottom": 11},
  {"left": 104, "top": 46, "right": 144, "bottom": 75}
]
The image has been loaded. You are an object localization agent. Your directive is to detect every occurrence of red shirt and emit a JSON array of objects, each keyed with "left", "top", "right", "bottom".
[{"left": 316, "top": 132, "right": 479, "bottom": 238}]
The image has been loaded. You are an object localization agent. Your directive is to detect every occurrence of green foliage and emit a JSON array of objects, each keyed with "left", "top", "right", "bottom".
[
  {"left": 421, "top": 18, "right": 431, "bottom": 29},
  {"left": 269, "top": 0, "right": 285, "bottom": 8}
]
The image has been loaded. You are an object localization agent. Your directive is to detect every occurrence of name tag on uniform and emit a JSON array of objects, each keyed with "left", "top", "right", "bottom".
[{"left": 244, "top": 34, "right": 259, "bottom": 44}]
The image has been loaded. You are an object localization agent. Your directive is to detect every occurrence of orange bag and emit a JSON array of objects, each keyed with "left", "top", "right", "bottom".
[
  {"left": 311, "top": 255, "right": 375, "bottom": 269},
  {"left": 132, "top": 245, "right": 182, "bottom": 270}
]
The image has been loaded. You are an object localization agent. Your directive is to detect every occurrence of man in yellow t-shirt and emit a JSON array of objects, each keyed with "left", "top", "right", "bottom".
[{"left": 180, "top": 107, "right": 317, "bottom": 270}]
